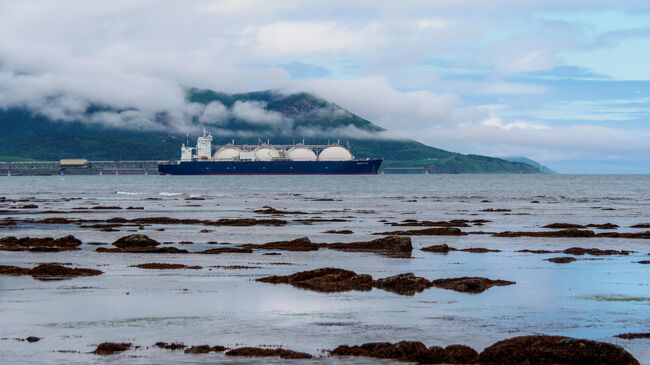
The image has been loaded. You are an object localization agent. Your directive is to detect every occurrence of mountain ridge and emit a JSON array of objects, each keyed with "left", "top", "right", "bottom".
[{"left": 0, "top": 88, "right": 542, "bottom": 173}]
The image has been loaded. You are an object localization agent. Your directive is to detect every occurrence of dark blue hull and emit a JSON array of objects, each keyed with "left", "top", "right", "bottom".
[{"left": 158, "top": 159, "right": 382, "bottom": 175}]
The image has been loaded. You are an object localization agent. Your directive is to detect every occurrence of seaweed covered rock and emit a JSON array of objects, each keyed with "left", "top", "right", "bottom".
[
  {"left": 199, "top": 247, "right": 253, "bottom": 254},
  {"left": 478, "top": 335, "right": 639, "bottom": 365},
  {"left": 494, "top": 229, "right": 596, "bottom": 238},
  {"left": 113, "top": 234, "right": 159, "bottom": 249},
  {"left": 330, "top": 341, "right": 429, "bottom": 362},
  {"left": 257, "top": 268, "right": 373, "bottom": 293},
  {"left": 154, "top": 342, "right": 186, "bottom": 350},
  {"left": 375, "top": 227, "right": 466, "bottom": 236},
  {"left": 325, "top": 236, "right": 412, "bottom": 254},
  {"left": 241, "top": 237, "right": 319, "bottom": 251},
  {"left": 429, "top": 277, "right": 515, "bottom": 293},
  {"left": 421, "top": 244, "right": 453, "bottom": 253},
  {"left": 97, "top": 246, "right": 189, "bottom": 254},
  {"left": 562, "top": 247, "right": 632, "bottom": 256},
  {"left": 29, "top": 264, "right": 103, "bottom": 281},
  {"left": 132, "top": 263, "right": 201, "bottom": 270},
  {"left": 546, "top": 257, "right": 577, "bottom": 264},
  {"left": 225, "top": 347, "right": 312, "bottom": 359},
  {"left": 373, "top": 273, "right": 432, "bottom": 296},
  {"left": 92, "top": 342, "right": 132, "bottom": 355},
  {"left": 616, "top": 333, "right": 650, "bottom": 340},
  {"left": 0, "top": 235, "right": 82, "bottom": 252},
  {"left": 183, "top": 345, "right": 226, "bottom": 354},
  {"left": 1, "top": 263, "right": 102, "bottom": 281}
]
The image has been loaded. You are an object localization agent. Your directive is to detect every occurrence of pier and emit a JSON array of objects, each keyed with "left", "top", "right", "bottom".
[{"left": 0, "top": 160, "right": 163, "bottom": 176}]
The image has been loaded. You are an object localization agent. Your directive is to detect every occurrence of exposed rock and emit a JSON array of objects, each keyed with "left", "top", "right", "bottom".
[
  {"left": 639, "top": 260, "right": 650, "bottom": 264},
  {"left": 0, "top": 265, "right": 32, "bottom": 275},
  {"left": 199, "top": 247, "right": 253, "bottom": 254},
  {"left": 373, "top": 273, "right": 431, "bottom": 296},
  {"left": 323, "top": 229, "right": 354, "bottom": 234},
  {"left": 25, "top": 336, "right": 41, "bottom": 343},
  {"left": 155, "top": 342, "right": 186, "bottom": 350},
  {"left": 480, "top": 208, "right": 511, "bottom": 212},
  {"left": 478, "top": 335, "right": 639, "bottom": 365},
  {"left": 241, "top": 237, "right": 319, "bottom": 251},
  {"left": 330, "top": 341, "right": 429, "bottom": 362},
  {"left": 615, "top": 333, "right": 650, "bottom": 340},
  {"left": 390, "top": 220, "right": 471, "bottom": 227},
  {"left": 587, "top": 223, "right": 619, "bottom": 229},
  {"left": 1, "top": 264, "right": 102, "bottom": 281},
  {"left": 225, "top": 347, "right": 312, "bottom": 359},
  {"left": 91, "top": 206, "right": 122, "bottom": 210},
  {"left": 517, "top": 249, "right": 559, "bottom": 254},
  {"left": 546, "top": 257, "right": 577, "bottom": 264},
  {"left": 101, "top": 216, "right": 287, "bottom": 227},
  {"left": 325, "top": 236, "right": 412, "bottom": 254},
  {"left": 597, "top": 231, "right": 650, "bottom": 239},
  {"left": 254, "top": 206, "right": 308, "bottom": 215},
  {"left": 97, "top": 246, "right": 188, "bottom": 254},
  {"left": 543, "top": 223, "right": 585, "bottom": 229},
  {"left": 131, "top": 263, "right": 201, "bottom": 270},
  {"left": 207, "top": 218, "right": 287, "bottom": 226},
  {"left": 257, "top": 268, "right": 373, "bottom": 293},
  {"left": 0, "top": 235, "right": 82, "bottom": 252},
  {"left": 29, "top": 264, "right": 103, "bottom": 281},
  {"left": 421, "top": 244, "right": 453, "bottom": 253},
  {"left": 562, "top": 247, "right": 632, "bottom": 256},
  {"left": 113, "top": 234, "right": 159, "bottom": 249},
  {"left": 20, "top": 204, "right": 38, "bottom": 209},
  {"left": 92, "top": 342, "right": 132, "bottom": 355},
  {"left": 460, "top": 247, "right": 500, "bottom": 253},
  {"left": 430, "top": 277, "right": 515, "bottom": 293},
  {"left": 442, "top": 344, "right": 479, "bottom": 364},
  {"left": 494, "top": 229, "right": 596, "bottom": 238},
  {"left": 296, "top": 218, "right": 348, "bottom": 223},
  {"left": 126, "top": 206, "right": 144, "bottom": 210},
  {"left": 630, "top": 223, "right": 650, "bottom": 228},
  {"left": 184, "top": 345, "right": 226, "bottom": 353},
  {"left": 375, "top": 227, "right": 466, "bottom": 236},
  {"left": 421, "top": 244, "right": 499, "bottom": 253}
]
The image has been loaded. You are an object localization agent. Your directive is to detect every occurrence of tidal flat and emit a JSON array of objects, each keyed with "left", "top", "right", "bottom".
[{"left": 1, "top": 174, "right": 649, "bottom": 364}]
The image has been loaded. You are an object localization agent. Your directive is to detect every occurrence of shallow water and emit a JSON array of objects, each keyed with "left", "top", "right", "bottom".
[{"left": 1, "top": 175, "right": 649, "bottom": 364}]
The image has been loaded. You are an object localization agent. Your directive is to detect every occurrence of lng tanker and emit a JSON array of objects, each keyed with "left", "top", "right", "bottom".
[{"left": 158, "top": 130, "right": 382, "bottom": 175}]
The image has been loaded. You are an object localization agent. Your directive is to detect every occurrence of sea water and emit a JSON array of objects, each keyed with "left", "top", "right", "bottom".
[{"left": 0, "top": 174, "right": 649, "bottom": 364}]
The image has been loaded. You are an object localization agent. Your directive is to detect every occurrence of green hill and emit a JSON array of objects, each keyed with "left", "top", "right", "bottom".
[{"left": 0, "top": 89, "right": 541, "bottom": 173}]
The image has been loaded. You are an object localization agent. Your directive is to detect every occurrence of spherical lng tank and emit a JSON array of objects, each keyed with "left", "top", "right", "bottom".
[
  {"left": 318, "top": 146, "right": 353, "bottom": 161},
  {"left": 287, "top": 146, "right": 317, "bottom": 161},
  {"left": 254, "top": 146, "right": 281, "bottom": 161},
  {"left": 213, "top": 146, "right": 241, "bottom": 160}
]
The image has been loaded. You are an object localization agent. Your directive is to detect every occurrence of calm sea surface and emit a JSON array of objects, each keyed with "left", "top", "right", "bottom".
[{"left": 1, "top": 175, "right": 649, "bottom": 364}]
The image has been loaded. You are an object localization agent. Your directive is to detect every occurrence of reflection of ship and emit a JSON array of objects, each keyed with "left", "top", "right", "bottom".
[{"left": 158, "top": 130, "right": 382, "bottom": 175}]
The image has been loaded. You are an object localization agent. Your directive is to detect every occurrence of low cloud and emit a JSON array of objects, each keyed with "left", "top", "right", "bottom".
[{"left": 231, "top": 101, "right": 291, "bottom": 126}]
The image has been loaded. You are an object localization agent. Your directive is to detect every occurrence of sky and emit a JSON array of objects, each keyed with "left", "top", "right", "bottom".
[{"left": 0, "top": 1, "right": 649, "bottom": 173}]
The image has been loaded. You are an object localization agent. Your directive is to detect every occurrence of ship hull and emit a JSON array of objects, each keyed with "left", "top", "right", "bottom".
[{"left": 158, "top": 159, "right": 382, "bottom": 175}]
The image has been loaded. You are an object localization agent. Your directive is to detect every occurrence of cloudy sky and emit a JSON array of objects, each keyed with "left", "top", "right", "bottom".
[{"left": 1, "top": 1, "right": 649, "bottom": 172}]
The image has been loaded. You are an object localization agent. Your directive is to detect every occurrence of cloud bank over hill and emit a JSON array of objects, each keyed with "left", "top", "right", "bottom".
[{"left": 0, "top": 0, "right": 649, "bottom": 172}]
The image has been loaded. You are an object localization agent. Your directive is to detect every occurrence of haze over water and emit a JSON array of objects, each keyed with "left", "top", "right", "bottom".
[{"left": 1, "top": 174, "right": 649, "bottom": 364}]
